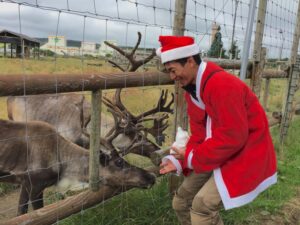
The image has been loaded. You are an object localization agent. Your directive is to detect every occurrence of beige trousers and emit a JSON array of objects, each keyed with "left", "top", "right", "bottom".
[{"left": 172, "top": 172, "right": 223, "bottom": 225}]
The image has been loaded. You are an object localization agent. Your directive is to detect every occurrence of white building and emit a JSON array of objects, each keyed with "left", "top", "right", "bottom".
[
  {"left": 80, "top": 41, "right": 97, "bottom": 56},
  {"left": 99, "top": 40, "right": 117, "bottom": 57},
  {"left": 41, "top": 36, "right": 99, "bottom": 56},
  {"left": 40, "top": 36, "right": 72, "bottom": 55}
]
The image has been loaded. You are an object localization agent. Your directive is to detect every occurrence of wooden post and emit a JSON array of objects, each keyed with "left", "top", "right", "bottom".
[
  {"left": 89, "top": 89, "right": 102, "bottom": 191},
  {"left": 280, "top": 0, "right": 300, "bottom": 145},
  {"left": 173, "top": 0, "right": 189, "bottom": 130},
  {"left": 4, "top": 43, "right": 6, "bottom": 57},
  {"left": 280, "top": 56, "right": 300, "bottom": 144},
  {"left": 263, "top": 78, "right": 270, "bottom": 110},
  {"left": 251, "top": 0, "right": 267, "bottom": 98},
  {"left": 168, "top": 0, "right": 188, "bottom": 194},
  {"left": 21, "top": 38, "right": 24, "bottom": 58},
  {"left": 251, "top": 47, "right": 267, "bottom": 98}
]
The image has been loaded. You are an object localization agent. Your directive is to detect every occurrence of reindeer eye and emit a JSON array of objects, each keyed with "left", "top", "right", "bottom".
[
  {"left": 115, "top": 158, "right": 124, "bottom": 168},
  {"left": 136, "top": 133, "right": 144, "bottom": 142}
]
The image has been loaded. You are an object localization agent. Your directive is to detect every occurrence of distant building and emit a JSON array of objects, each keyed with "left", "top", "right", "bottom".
[
  {"left": 48, "top": 36, "right": 66, "bottom": 47},
  {"left": 41, "top": 36, "right": 73, "bottom": 55},
  {"left": 0, "top": 29, "right": 40, "bottom": 58},
  {"left": 99, "top": 40, "right": 117, "bottom": 57},
  {"left": 81, "top": 42, "right": 98, "bottom": 56},
  {"left": 41, "top": 36, "right": 99, "bottom": 56}
]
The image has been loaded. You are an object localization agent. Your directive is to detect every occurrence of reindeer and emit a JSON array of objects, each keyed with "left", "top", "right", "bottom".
[
  {"left": 7, "top": 89, "right": 173, "bottom": 157},
  {"left": 7, "top": 32, "right": 174, "bottom": 158},
  {"left": 0, "top": 119, "right": 156, "bottom": 215},
  {"left": 7, "top": 93, "right": 91, "bottom": 148}
]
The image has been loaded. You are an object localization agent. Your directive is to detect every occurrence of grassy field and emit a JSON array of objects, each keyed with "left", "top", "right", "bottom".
[{"left": 1, "top": 57, "right": 300, "bottom": 224}]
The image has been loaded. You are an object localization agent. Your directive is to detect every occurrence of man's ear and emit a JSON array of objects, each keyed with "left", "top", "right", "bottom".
[{"left": 187, "top": 56, "right": 196, "bottom": 67}]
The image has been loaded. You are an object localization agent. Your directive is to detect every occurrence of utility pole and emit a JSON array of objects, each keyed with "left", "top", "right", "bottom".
[
  {"left": 230, "top": 0, "right": 239, "bottom": 60},
  {"left": 240, "top": 0, "right": 257, "bottom": 80},
  {"left": 279, "top": 29, "right": 284, "bottom": 60},
  {"left": 169, "top": 0, "right": 187, "bottom": 194}
]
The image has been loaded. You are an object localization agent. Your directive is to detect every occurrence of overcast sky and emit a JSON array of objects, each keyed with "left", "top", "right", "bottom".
[{"left": 0, "top": 0, "right": 298, "bottom": 58}]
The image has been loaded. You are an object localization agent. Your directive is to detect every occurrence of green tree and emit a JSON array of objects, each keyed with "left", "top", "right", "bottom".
[
  {"left": 208, "top": 26, "right": 227, "bottom": 58},
  {"left": 228, "top": 40, "right": 240, "bottom": 59}
]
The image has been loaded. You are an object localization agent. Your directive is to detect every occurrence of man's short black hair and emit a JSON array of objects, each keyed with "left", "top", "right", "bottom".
[{"left": 172, "top": 54, "right": 202, "bottom": 66}]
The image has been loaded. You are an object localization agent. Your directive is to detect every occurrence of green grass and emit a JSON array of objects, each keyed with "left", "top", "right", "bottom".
[
  {"left": 0, "top": 183, "right": 18, "bottom": 196},
  {"left": 60, "top": 176, "right": 179, "bottom": 225}
]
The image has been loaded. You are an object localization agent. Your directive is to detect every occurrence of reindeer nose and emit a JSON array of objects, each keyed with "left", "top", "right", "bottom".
[{"left": 146, "top": 172, "right": 156, "bottom": 188}]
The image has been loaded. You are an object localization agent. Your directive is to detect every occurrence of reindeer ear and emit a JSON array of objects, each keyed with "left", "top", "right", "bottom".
[{"left": 99, "top": 152, "right": 110, "bottom": 166}]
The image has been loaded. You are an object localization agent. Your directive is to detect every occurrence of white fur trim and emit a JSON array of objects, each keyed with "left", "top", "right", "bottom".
[
  {"left": 214, "top": 168, "right": 277, "bottom": 210},
  {"left": 156, "top": 47, "right": 162, "bottom": 57},
  {"left": 162, "top": 155, "right": 183, "bottom": 175},
  {"left": 187, "top": 150, "right": 194, "bottom": 169},
  {"left": 160, "top": 44, "right": 199, "bottom": 63},
  {"left": 195, "top": 61, "right": 207, "bottom": 110},
  {"left": 189, "top": 61, "right": 207, "bottom": 109},
  {"left": 205, "top": 115, "right": 212, "bottom": 140}
]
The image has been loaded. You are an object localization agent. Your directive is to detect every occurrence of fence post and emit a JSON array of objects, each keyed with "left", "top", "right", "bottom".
[
  {"left": 280, "top": 0, "right": 300, "bottom": 145},
  {"left": 280, "top": 56, "right": 300, "bottom": 144},
  {"left": 173, "top": 0, "right": 189, "bottom": 130},
  {"left": 251, "top": 0, "right": 267, "bottom": 98},
  {"left": 168, "top": 0, "right": 187, "bottom": 194},
  {"left": 263, "top": 77, "right": 270, "bottom": 110},
  {"left": 251, "top": 47, "right": 267, "bottom": 98},
  {"left": 89, "top": 89, "right": 102, "bottom": 191}
]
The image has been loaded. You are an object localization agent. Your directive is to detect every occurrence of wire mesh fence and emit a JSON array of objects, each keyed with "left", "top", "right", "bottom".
[{"left": 0, "top": 0, "right": 299, "bottom": 224}]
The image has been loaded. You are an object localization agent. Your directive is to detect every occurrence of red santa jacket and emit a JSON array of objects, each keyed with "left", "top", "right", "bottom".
[{"left": 165, "top": 61, "right": 277, "bottom": 210}]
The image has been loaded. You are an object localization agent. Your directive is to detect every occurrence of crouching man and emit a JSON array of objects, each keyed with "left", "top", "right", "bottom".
[{"left": 158, "top": 36, "right": 277, "bottom": 225}]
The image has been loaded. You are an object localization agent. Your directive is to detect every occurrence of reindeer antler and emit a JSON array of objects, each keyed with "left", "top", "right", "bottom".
[
  {"left": 102, "top": 32, "right": 173, "bottom": 154},
  {"left": 104, "top": 32, "right": 156, "bottom": 72},
  {"left": 135, "top": 89, "right": 174, "bottom": 121},
  {"left": 142, "top": 113, "right": 170, "bottom": 145}
]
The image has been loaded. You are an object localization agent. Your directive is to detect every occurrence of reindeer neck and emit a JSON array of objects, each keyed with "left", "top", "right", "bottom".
[{"left": 58, "top": 138, "right": 89, "bottom": 163}]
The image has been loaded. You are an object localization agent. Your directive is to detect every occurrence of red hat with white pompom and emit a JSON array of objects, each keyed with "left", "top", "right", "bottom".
[{"left": 156, "top": 36, "right": 199, "bottom": 63}]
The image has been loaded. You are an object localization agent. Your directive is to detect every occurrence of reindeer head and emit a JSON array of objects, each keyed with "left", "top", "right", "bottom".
[
  {"left": 102, "top": 89, "right": 173, "bottom": 157},
  {"left": 98, "top": 149, "right": 155, "bottom": 189}
]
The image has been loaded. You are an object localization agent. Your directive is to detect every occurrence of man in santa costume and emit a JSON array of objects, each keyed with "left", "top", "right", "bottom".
[{"left": 157, "top": 36, "right": 277, "bottom": 225}]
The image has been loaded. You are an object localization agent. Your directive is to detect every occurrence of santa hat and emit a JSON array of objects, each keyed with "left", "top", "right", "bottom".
[{"left": 156, "top": 36, "right": 199, "bottom": 63}]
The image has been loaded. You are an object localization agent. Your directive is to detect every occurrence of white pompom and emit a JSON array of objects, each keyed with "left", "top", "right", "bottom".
[{"left": 170, "top": 127, "right": 189, "bottom": 154}]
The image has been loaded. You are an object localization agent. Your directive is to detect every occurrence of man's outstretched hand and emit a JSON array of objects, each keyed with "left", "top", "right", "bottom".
[{"left": 159, "top": 159, "right": 177, "bottom": 174}]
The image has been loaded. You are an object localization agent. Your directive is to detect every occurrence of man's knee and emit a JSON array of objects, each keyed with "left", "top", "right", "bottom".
[
  {"left": 172, "top": 187, "right": 193, "bottom": 212},
  {"left": 172, "top": 192, "right": 187, "bottom": 212},
  {"left": 192, "top": 193, "right": 220, "bottom": 214}
]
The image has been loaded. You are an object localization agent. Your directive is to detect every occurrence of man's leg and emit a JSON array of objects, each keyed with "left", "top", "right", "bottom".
[
  {"left": 190, "top": 175, "right": 223, "bottom": 225},
  {"left": 172, "top": 172, "right": 212, "bottom": 225}
]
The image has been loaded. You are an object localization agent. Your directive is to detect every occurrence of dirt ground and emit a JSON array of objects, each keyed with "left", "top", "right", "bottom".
[{"left": 0, "top": 189, "right": 20, "bottom": 221}]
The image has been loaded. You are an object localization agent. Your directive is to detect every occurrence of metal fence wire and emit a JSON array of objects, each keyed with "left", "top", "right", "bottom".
[{"left": 0, "top": 0, "right": 299, "bottom": 224}]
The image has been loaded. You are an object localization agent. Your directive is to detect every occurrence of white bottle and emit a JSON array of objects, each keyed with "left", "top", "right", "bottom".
[{"left": 170, "top": 127, "right": 189, "bottom": 154}]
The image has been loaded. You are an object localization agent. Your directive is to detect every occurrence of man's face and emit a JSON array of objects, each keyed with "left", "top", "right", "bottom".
[{"left": 164, "top": 57, "right": 196, "bottom": 87}]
